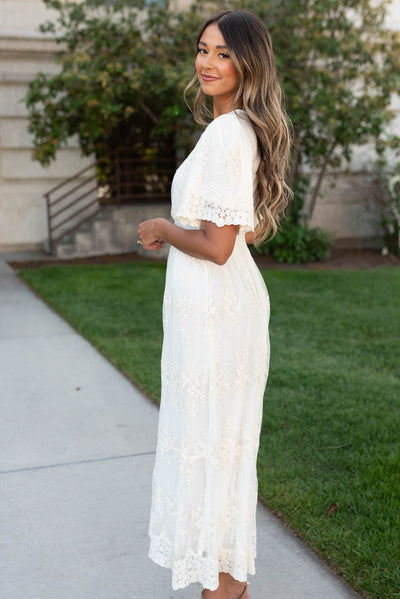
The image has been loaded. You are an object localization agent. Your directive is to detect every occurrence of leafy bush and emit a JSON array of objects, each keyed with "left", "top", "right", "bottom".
[{"left": 255, "top": 220, "right": 334, "bottom": 264}]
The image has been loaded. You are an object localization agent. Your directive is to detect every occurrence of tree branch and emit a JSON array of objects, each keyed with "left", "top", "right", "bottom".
[
  {"left": 138, "top": 100, "right": 159, "bottom": 125},
  {"left": 307, "top": 139, "right": 338, "bottom": 222},
  {"left": 289, "top": 124, "right": 302, "bottom": 189}
]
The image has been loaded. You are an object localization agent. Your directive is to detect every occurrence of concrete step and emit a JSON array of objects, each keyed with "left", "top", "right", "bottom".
[
  {"left": 113, "top": 220, "right": 138, "bottom": 252},
  {"left": 52, "top": 204, "right": 171, "bottom": 259},
  {"left": 95, "top": 206, "right": 113, "bottom": 221},
  {"left": 55, "top": 243, "right": 78, "bottom": 259},
  {"left": 93, "top": 220, "right": 114, "bottom": 251},
  {"left": 78, "top": 221, "right": 93, "bottom": 233},
  {"left": 75, "top": 231, "right": 96, "bottom": 254}
]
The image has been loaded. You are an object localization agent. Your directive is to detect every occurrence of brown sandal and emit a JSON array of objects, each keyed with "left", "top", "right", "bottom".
[{"left": 201, "top": 582, "right": 249, "bottom": 599}]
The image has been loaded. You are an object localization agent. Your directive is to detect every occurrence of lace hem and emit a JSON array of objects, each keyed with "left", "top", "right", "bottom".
[{"left": 149, "top": 533, "right": 256, "bottom": 591}]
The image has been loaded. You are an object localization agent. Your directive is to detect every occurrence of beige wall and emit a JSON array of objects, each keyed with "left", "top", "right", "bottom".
[
  {"left": 308, "top": 0, "right": 400, "bottom": 246},
  {"left": 0, "top": 0, "right": 92, "bottom": 252},
  {"left": 387, "top": 0, "right": 400, "bottom": 29}
]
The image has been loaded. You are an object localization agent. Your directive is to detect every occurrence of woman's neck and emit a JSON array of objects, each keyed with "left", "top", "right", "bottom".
[{"left": 213, "top": 98, "right": 243, "bottom": 119}]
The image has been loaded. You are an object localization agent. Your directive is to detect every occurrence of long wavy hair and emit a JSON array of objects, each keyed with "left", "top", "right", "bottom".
[{"left": 184, "top": 9, "right": 292, "bottom": 245}]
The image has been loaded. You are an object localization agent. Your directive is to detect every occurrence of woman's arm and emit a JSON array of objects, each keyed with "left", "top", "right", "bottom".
[
  {"left": 245, "top": 231, "right": 254, "bottom": 245},
  {"left": 138, "top": 218, "right": 237, "bottom": 266}
]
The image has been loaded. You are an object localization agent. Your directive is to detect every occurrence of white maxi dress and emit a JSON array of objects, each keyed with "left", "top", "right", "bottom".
[{"left": 148, "top": 110, "right": 270, "bottom": 591}]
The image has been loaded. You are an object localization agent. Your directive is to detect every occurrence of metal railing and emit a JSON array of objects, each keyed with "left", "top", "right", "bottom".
[
  {"left": 44, "top": 149, "right": 176, "bottom": 254},
  {"left": 45, "top": 161, "right": 105, "bottom": 254},
  {"left": 112, "top": 147, "right": 175, "bottom": 204}
]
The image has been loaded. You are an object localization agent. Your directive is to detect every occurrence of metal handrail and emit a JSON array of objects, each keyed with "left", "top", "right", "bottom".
[
  {"left": 52, "top": 193, "right": 101, "bottom": 232},
  {"left": 45, "top": 160, "right": 103, "bottom": 254},
  {"left": 50, "top": 176, "right": 96, "bottom": 208},
  {"left": 44, "top": 148, "right": 176, "bottom": 254},
  {"left": 51, "top": 185, "right": 99, "bottom": 221},
  {"left": 52, "top": 200, "right": 104, "bottom": 244},
  {"left": 45, "top": 162, "right": 98, "bottom": 196}
]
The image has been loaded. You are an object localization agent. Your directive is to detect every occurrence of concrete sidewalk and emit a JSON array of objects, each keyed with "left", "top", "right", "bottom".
[{"left": 0, "top": 259, "right": 360, "bottom": 599}]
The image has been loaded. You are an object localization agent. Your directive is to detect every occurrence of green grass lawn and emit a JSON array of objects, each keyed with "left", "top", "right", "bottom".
[{"left": 20, "top": 263, "right": 400, "bottom": 599}]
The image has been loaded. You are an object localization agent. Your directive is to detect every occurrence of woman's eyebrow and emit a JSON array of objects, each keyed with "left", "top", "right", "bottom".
[{"left": 198, "top": 40, "right": 228, "bottom": 49}]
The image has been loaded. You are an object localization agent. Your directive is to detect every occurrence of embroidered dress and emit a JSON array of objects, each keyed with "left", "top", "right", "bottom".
[{"left": 148, "top": 110, "right": 270, "bottom": 591}]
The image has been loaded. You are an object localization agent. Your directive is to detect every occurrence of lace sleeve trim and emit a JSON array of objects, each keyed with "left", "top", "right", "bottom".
[{"left": 173, "top": 196, "right": 254, "bottom": 230}]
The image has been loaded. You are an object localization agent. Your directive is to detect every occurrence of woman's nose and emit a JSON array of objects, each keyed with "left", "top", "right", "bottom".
[{"left": 203, "top": 53, "right": 215, "bottom": 69}]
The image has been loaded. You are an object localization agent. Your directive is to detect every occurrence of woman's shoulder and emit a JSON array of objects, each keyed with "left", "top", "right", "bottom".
[
  {"left": 202, "top": 110, "right": 256, "bottom": 149},
  {"left": 206, "top": 109, "right": 252, "bottom": 132}
]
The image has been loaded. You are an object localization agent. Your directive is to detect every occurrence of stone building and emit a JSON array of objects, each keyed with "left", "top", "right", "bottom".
[
  {"left": 0, "top": 0, "right": 399, "bottom": 256},
  {"left": 0, "top": 0, "right": 94, "bottom": 253}
]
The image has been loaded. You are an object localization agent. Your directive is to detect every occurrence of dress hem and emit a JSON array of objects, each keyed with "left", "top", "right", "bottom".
[{"left": 148, "top": 534, "right": 256, "bottom": 591}]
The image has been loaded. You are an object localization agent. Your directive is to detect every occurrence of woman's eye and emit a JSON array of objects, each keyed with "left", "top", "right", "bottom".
[{"left": 196, "top": 48, "right": 230, "bottom": 58}]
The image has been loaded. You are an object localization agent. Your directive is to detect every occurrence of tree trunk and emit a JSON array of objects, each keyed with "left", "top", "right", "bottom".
[
  {"left": 307, "top": 139, "right": 338, "bottom": 223},
  {"left": 288, "top": 126, "right": 302, "bottom": 190}
]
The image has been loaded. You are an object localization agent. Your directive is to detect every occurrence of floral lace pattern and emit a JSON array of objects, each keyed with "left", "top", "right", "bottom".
[
  {"left": 148, "top": 111, "right": 270, "bottom": 591},
  {"left": 171, "top": 111, "right": 258, "bottom": 232}
]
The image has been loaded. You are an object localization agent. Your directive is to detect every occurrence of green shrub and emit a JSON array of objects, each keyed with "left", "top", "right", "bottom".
[{"left": 255, "top": 220, "right": 334, "bottom": 264}]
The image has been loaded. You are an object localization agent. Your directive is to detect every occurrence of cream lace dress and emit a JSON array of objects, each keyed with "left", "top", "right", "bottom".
[{"left": 148, "top": 110, "right": 270, "bottom": 591}]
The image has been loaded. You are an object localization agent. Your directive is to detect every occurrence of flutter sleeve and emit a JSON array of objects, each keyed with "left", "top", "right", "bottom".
[{"left": 171, "top": 112, "right": 257, "bottom": 232}]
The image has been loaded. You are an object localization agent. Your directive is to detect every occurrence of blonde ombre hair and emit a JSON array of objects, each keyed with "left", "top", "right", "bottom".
[{"left": 185, "top": 9, "right": 292, "bottom": 245}]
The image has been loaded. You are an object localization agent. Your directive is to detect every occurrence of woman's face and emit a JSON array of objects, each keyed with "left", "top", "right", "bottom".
[{"left": 195, "top": 23, "right": 239, "bottom": 114}]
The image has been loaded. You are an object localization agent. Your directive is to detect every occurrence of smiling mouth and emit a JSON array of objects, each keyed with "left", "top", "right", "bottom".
[{"left": 201, "top": 74, "right": 219, "bottom": 82}]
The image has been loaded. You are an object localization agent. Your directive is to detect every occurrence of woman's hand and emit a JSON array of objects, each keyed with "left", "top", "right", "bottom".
[
  {"left": 138, "top": 217, "right": 237, "bottom": 265},
  {"left": 138, "top": 218, "right": 167, "bottom": 250}
]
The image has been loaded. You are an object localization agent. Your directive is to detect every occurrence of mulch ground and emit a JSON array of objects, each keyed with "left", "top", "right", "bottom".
[
  {"left": 253, "top": 248, "right": 400, "bottom": 270},
  {"left": 9, "top": 248, "right": 400, "bottom": 271}
]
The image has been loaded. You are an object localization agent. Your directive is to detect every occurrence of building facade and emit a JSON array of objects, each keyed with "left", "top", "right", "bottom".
[
  {"left": 0, "top": 0, "right": 93, "bottom": 252},
  {"left": 0, "top": 0, "right": 399, "bottom": 253}
]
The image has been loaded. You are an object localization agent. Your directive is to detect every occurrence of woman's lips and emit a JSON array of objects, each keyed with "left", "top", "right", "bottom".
[{"left": 201, "top": 74, "right": 219, "bottom": 82}]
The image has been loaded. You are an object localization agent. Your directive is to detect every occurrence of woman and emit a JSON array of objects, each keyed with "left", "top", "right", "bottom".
[{"left": 138, "top": 9, "right": 291, "bottom": 599}]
